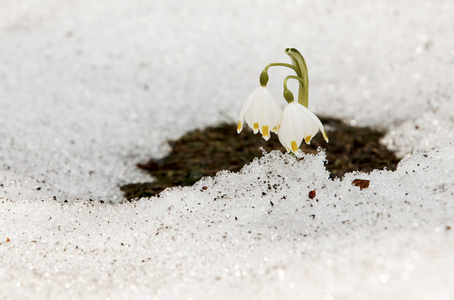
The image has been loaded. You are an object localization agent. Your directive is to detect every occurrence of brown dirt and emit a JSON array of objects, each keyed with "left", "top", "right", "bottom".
[{"left": 120, "top": 117, "right": 401, "bottom": 200}]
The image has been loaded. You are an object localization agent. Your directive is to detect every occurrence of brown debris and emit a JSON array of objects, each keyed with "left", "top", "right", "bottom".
[
  {"left": 352, "top": 179, "right": 370, "bottom": 190},
  {"left": 308, "top": 190, "right": 316, "bottom": 199}
]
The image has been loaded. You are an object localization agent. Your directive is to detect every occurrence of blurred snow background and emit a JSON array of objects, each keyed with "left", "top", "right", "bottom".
[{"left": 1, "top": 0, "right": 454, "bottom": 299}]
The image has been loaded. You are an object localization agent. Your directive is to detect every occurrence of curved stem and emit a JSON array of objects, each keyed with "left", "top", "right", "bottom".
[
  {"left": 283, "top": 75, "right": 305, "bottom": 91},
  {"left": 283, "top": 75, "right": 307, "bottom": 106},
  {"left": 264, "top": 63, "right": 299, "bottom": 73},
  {"left": 260, "top": 63, "right": 299, "bottom": 86}
]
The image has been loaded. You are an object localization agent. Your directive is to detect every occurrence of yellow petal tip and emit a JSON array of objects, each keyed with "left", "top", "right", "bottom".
[
  {"left": 237, "top": 121, "right": 242, "bottom": 134},
  {"left": 262, "top": 125, "right": 270, "bottom": 140},
  {"left": 323, "top": 131, "right": 329, "bottom": 142},
  {"left": 305, "top": 135, "right": 311, "bottom": 144},
  {"left": 291, "top": 141, "right": 298, "bottom": 153}
]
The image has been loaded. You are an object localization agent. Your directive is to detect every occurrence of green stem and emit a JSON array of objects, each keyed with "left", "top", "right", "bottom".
[
  {"left": 264, "top": 62, "right": 299, "bottom": 73},
  {"left": 285, "top": 48, "right": 309, "bottom": 108},
  {"left": 283, "top": 75, "right": 306, "bottom": 103},
  {"left": 260, "top": 63, "right": 299, "bottom": 86},
  {"left": 283, "top": 75, "right": 306, "bottom": 91}
]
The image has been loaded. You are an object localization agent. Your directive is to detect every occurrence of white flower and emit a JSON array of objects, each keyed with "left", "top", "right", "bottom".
[
  {"left": 237, "top": 86, "right": 282, "bottom": 141},
  {"left": 278, "top": 102, "right": 328, "bottom": 153}
]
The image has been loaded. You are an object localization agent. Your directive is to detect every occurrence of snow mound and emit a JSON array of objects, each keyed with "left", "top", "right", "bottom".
[{"left": 2, "top": 145, "right": 454, "bottom": 299}]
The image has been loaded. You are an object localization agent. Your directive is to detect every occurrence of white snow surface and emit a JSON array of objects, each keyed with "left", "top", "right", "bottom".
[{"left": 1, "top": 0, "right": 454, "bottom": 299}]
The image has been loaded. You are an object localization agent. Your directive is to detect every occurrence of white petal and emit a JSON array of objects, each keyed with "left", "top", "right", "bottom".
[
  {"left": 244, "top": 88, "right": 265, "bottom": 133},
  {"left": 260, "top": 89, "right": 282, "bottom": 140},
  {"left": 258, "top": 91, "right": 270, "bottom": 137},
  {"left": 278, "top": 102, "right": 327, "bottom": 153},
  {"left": 298, "top": 104, "right": 326, "bottom": 135},
  {"left": 268, "top": 92, "right": 283, "bottom": 133},
  {"left": 237, "top": 87, "right": 260, "bottom": 133},
  {"left": 293, "top": 102, "right": 327, "bottom": 141},
  {"left": 240, "top": 86, "right": 282, "bottom": 137},
  {"left": 278, "top": 103, "right": 303, "bottom": 152}
]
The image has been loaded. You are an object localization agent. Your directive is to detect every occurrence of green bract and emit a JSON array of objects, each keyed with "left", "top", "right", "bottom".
[{"left": 285, "top": 48, "right": 309, "bottom": 108}]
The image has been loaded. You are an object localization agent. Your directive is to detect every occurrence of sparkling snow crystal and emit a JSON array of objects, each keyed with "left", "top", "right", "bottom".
[{"left": 1, "top": 0, "right": 454, "bottom": 299}]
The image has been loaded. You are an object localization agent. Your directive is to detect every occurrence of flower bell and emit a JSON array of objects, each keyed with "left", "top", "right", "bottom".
[
  {"left": 278, "top": 102, "right": 328, "bottom": 153},
  {"left": 237, "top": 86, "right": 282, "bottom": 141}
]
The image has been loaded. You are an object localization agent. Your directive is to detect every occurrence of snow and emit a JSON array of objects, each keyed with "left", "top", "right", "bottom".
[{"left": 1, "top": 0, "right": 454, "bottom": 299}]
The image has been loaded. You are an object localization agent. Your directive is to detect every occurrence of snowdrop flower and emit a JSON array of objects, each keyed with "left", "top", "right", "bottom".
[
  {"left": 237, "top": 86, "right": 282, "bottom": 141},
  {"left": 237, "top": 48, "right": 328, "bottom": 152},
  {"left": 278, "top": 102, "right": 328, "bottom": 153}
]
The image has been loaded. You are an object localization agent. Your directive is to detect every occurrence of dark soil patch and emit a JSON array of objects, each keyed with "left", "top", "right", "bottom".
[{"left": 120, "top": 117, "right": 401, "bottom": 200}]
